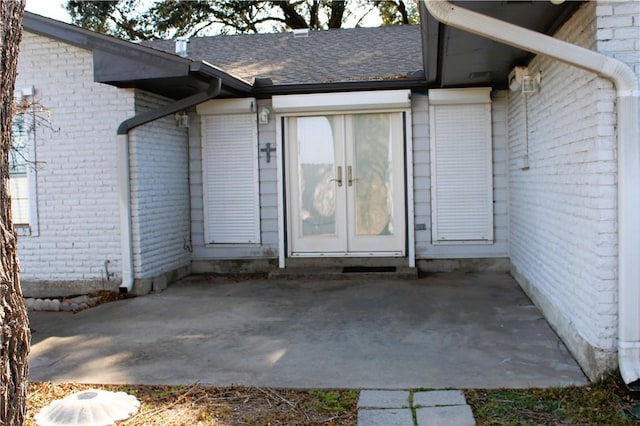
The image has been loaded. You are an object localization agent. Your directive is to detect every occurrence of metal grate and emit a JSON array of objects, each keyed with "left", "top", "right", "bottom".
[{"left": 342, "top": 266, "right": 396, "bottom": 273}]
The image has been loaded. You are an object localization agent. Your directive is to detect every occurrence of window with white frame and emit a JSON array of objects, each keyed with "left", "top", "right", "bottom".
[{"left": 9, "top": 113, "right": 30, "bottom": 225}]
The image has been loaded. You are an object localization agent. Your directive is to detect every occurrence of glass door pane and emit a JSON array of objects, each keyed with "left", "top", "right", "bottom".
[
  {"left": 346, "top": 113, "right": 405, "bottom": 254},
  {"left": 351, "top": 114, "right": 394, "bottom": 236},
  {"left": 297, "top": 117, "right": 338, "bottom": 236},
  {"left": 288, "top": 116, "right": 346, "bottom": 254}
]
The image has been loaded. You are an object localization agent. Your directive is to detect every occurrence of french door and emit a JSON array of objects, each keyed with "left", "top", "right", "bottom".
[{"left": 287, "top": 113, "right": 405, "bottom": 256}]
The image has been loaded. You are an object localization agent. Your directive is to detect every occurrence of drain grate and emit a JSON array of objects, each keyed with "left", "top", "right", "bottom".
[{"left": 342, "top": 266, "right": 396, "bottom": 273}]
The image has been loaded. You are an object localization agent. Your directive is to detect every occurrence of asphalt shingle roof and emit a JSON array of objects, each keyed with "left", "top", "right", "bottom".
[{"left": 145, "top": 25, "right": 422, "bottom": 85}]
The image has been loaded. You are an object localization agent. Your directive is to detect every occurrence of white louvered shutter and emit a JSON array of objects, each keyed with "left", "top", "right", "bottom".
[
  {"left": 429, "top": 89, "right": 493, "bottom": 243},
  {"left": 202, "top": 113, "right": 260, "bottom": 244}
]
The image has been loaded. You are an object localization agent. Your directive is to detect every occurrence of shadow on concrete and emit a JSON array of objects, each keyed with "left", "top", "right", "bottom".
[{"left": 28, "top": 272, "right": 587, "bottom": 388}]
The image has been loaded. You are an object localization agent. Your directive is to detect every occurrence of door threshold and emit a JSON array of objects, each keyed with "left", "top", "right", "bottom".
[
  {"left": 268, "top": 264, "right": 417, "bottom": 280},
  {"left": 284, "top": 257, "right": 408, "bottom": 268},
  {"left": 342, "top": 266, "right": 396, "bottom": 273}
]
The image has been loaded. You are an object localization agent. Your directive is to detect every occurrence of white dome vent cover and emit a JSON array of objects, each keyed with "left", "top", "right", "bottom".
[{"left": 35, "top": 389, "right": 140, "bottom": 426}]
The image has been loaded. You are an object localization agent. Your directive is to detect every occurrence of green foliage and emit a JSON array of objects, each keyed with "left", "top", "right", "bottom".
[
  {"left": 66, "top": 0, "right": 151, "bottom": 39},
  {"left": 146, "top": 1, "right": 273, "bottom": 37},
  {"left": 307, "top": 389, "right": 358, "bottom": 414},
  {"left": 377, "top": 0, "right": 419, "bottom": 25},
  {"left": 65, "top": 0, "right": 415, "bottom": 40}
]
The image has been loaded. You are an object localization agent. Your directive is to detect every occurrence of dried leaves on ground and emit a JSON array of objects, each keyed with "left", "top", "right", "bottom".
[
  {"left": 465, "top": 373, "right": 640, "bottom": 426},
  {"left": 28, "top": 374, "right": 639, "bottom": 425},
  {"left": 27, "top": 382, "right": 357, "bottom": 426}
]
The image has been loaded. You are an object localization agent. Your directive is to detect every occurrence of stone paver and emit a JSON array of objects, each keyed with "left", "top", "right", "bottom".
[
  {"left": 415, "top": 405, "right": 476, "bottom": 426},
  {"left": 413, "top": 390, "right": 467, "bottom": 407},
  {"left": 357, "top": 390, "right": 476, "bottom": 426},
  {"left": 357, "top": 408, "right": 414, "bottom": 426},
  {"left": 358, "top": 390, "right": 411, "bottom": 409}
]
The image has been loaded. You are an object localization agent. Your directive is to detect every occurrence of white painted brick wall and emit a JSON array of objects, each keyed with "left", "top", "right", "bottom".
[
  {"left": 508, "top": 1, "right": 630, "bottom": 375},
  {"left": 596, "top": 1, "right": 640, "bottom": 78},
  {"left": 129, "top": 91, "right": 191, "bottom": 278},
  {"left": 412, "top": 91, "right": 510, "bottom": 259},
  {"left": 15, "top": 32, "right": 134, "bottom": 286},
  {"left": 189, "top": 98, "right": 279, "bottom": 261}
]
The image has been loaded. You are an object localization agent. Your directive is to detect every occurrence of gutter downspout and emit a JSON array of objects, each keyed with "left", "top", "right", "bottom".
[
  {"left": 117, "top": 79, "right": 222, "bottom": 294},
  {"left": 425, "top": 1, "right": 640, "bottom": 388}
]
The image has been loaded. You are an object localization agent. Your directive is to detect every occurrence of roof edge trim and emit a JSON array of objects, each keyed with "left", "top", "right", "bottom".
[
  {"left": 24, "top": 12, "right": 191, "bottom": 65},
  {"left": 254, "top": 78, "right": 431, "bottom": 97},
  {"left": 24, "top": 12, "right": 252, "bottom": 97}
]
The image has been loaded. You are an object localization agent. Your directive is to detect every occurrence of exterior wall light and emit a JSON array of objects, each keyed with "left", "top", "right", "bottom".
[
  {"left": 259, "top": 106, "right": 271, "bottom": 125},
  {"left": 175, "top": 111, "right": 189, "bottom": 128},
  {"left": 508, "top": 66, "right": 541, "bottom": 94},
  {"left": 521, "top": 75, "right": 536, "bottom": 94}
]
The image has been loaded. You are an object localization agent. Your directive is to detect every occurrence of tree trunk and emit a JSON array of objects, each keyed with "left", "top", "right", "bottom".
[
  {"left": 0, "top": 1, "right": 29, "bottom": 425},
  {"left": 393, "top": 0, "right": 409, "bottom": 25},
  {"left": 327, "top": 0, "right": 346, "bottom": 29},
  {"left": 273, "top": 1, "right": 310, "bottom": 29}
]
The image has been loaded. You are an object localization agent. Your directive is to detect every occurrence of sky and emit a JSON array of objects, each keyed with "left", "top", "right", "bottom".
[
  {"left": 25, "top": 0, "right": 71, "bottom": 22},
  {"left": 23, "top": 0, "right": 382, "bottom": 33}
]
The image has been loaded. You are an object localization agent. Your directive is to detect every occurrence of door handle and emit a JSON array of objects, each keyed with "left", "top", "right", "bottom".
[
  {"left": 348, "top": 166, "right": 358, "bottom": 186},
  {"left": 330, "top": 166, "right": 343, "bottom": 187}
]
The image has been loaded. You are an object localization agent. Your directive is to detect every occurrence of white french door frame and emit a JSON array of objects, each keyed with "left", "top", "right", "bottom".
[{"left": 275, "top": 104, "right": 415, "bottom": 267}]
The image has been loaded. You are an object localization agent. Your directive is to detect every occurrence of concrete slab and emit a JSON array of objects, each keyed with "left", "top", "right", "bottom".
[
  {"left": 358, "top": 390, "right": 411, "bottom": 409},
  {"left": 415, "top": 405, "right": 476, "bottom": 426},
  {"left": 28, "top": 272, "right": 587, "bottom": 388},
  {"left": 413, "top": 390, "right": 467, "bottom": 407},
  {"left": 357, "top": 408, "right": 414, "bottom": 426}
]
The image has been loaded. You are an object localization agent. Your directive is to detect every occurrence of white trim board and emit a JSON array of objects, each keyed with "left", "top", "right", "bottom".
[
  {"left": 428, "top": 87, "right": 492, "bottom": 105},
  {"left": 197, "top": 98, "right": 257, "bottom": 115},
  {"left": 272, "top": 90, "right": 412, "bottom": 114}
]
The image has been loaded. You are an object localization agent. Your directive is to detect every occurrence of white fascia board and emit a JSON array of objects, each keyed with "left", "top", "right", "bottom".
[
  {"left": 428, "top": 87, "right": 492, "bottom": 105},
  {"left": 197, "top": 97, "right": 257, "bottom": 115},
  {"left": 272, "top": 90, "right": 411, "bottom": 114}
]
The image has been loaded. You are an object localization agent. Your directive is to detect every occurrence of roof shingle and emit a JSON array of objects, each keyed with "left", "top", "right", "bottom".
[{"left": 145, "top": 25, "right": 422, "bottom": 85}]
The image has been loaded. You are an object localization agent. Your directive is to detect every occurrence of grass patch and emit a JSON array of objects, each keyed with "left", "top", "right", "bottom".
[
  {"left": 465, "top": 373, "right": 640, "bottom": 425},
  {"left": 306, "top": 389, "right": 358, "bottom": 414}
]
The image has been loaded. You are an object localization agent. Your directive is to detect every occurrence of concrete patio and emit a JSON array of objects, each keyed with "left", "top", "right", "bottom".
[{"left": 28, "top": 271, "right": 587, "bottom": 388}]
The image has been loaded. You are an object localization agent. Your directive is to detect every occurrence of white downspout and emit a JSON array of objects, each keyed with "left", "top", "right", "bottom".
[
  {"left": 425, "top": 1, "right": 640, "bottom": 388},
  {"left": 118, "top": 133, "right": 134, "bottom": 294},
  {"left": 116, "top": 79, "right": 222, "bottom": 294}
]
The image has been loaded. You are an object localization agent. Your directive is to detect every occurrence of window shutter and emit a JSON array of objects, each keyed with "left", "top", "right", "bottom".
[
  {"left": 201, "top": 113, "right": 260, "bottom": 244},
  {"left": 429, "top": 89, "right": 493, "bottom": 243}
]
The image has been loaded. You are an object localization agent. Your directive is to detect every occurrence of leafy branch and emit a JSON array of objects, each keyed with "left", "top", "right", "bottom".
[{"left": 65, "top": 0, "right": 418, "bottom": 40}]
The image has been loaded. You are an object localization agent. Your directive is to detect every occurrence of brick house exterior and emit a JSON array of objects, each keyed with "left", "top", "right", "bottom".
[
  {"left": 507, "top": 0, "right": 639, "bottom": 379},
  {"left": 14, "top": 1, "right": 640, "bottom": 381},
  {"left": 15, "top": 33, "right": 131, "bottom": 292}
]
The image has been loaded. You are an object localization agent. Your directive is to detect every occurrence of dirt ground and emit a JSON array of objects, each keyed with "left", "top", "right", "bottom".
[
  {"left": 27, "top": 382, "right": 358, "bottom": 426},
  {"left": 27, "top": 375, "right": 640, "bottom": 425}
]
